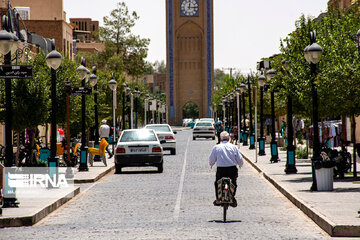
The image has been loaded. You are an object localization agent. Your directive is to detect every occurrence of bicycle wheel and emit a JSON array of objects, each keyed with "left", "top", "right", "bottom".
[{"left": 223, "top": 204, "right": 228, "bottom": 223}]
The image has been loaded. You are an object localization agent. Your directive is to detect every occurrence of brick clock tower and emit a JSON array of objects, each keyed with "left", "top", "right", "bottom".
[{"left": 166, "top": 0, "right": 214, "bottom": 125}]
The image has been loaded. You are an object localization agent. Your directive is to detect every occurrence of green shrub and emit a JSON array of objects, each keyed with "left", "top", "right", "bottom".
[{"left": 296, "top": 146, "right": 308, "bottom": 159}]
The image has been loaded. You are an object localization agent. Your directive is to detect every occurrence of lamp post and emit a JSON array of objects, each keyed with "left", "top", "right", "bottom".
[
  {"left": 240, "top": 84, "right": 248, "bottom": 146},
  {"left": 231, "top": 92, "right": 236, "bottom": 128},
  {"left": 144, "top": 94, "right": 149, "bottom": 125},
  {"left": 226, "top": 95, "right": 230, "bottom": 129},
  {"left": 89, "top": 66, "right": 100, "bottom": 161},
  {"left": 122, "top": 83, "right": 128, "bottom": 130},
  {"left": 267, "top": 69, "right": 279, "bottom": 163},
  {"left": 46, "top": 40, "right": 62, "bottom": 186},
  {"left": 77, "top": 58, "right": 90, "bottom": 171},
  {"left": 222, "top": 96, "right": 226, "bottom": 124},
  {"left": 133, "top": 86, "right": 141, "bottom": 128},
  {"left": 282, "top": 60, "right": 297, "bottom": 174},
  {"left": 0, "top": 15, "right": 19, "bottom": 207},
  {"left": 247, "top": 76, "right": 255, "bottom": 150},
  {"left": 304, "top": 31, "right": 323, "bottom": 191},
  {"left": 108, "top": 76, "right": 118, "bottom": 152},
  {"left": 258, "top": 74, "right": 266, "bottom": 156},
  {"left": 236, "top": 87, "right": 241, "bottom": 146},
  {"left": 126, "top": 86, "right": 132, "bottom": 128}
]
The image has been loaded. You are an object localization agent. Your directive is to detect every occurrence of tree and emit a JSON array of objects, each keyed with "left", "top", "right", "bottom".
[
  {"left": 154, "top": 60, "right": 166, "bottom": 74},
  {"left": 99, "top": 1, "right": 150, "bottom": 78}
]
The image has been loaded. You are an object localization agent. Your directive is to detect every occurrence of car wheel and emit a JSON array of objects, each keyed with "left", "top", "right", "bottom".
[
  {"left": 171, "top": 149, "right": 176, "bottom": 155},
  {"left": 115, "top": 164, "right": 122, "bottom": 174},
  {"left": 157, "top": 162, "right": 163, "bottom": 173},
  {"left": 212, "top": 136, "right": 215, "bottom": 140},
  {"left": 193, "top": 137, "right": 196, "bottom": 140}
]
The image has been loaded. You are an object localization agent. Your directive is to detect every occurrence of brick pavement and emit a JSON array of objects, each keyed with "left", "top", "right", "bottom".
[
  {"left": 0, "top": 156, "right": 114, "bottom": 228},
  {"left": 239, "top": 143, "right": 360, "bottom": 237}
]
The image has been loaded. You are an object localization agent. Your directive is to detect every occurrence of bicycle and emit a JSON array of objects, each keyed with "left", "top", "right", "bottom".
[{"left": 216, "top": 177, "right": 236, "bottom": 223}]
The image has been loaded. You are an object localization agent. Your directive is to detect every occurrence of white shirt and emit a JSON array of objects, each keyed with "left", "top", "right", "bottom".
[
  {"left": 99, "top": 124, "right": 110, "bottom": 138},
  {"left": 209, "top": 141, "right": 244, "bottom": 168}
]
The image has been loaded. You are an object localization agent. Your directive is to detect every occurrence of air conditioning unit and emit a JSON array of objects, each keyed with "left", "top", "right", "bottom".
[{"left": 14, "top": 7, "right": 30, "bottom": 20}]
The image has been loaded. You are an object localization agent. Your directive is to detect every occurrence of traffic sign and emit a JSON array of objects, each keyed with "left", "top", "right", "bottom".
[
  {"left": 0, "top": 65, "right": 33, "bottom": 79},
  {"left": 71, "top": 87, "right": 92, "bottom": 95}
]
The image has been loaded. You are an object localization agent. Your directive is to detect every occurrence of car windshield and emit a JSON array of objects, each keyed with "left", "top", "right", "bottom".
[
  {"left": 196, "top": 122, "right": 212, "bottom": 127},
  {"left": 120, "top": 130, "right": 158, "bottom": 142},
  {"left": 145, "top": 125, "right": 171, "bottom": 132}
]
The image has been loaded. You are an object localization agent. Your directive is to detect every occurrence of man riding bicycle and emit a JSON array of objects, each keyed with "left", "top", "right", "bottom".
[{"left": 209, "top": 131, "right": 244, "bottom": 207}]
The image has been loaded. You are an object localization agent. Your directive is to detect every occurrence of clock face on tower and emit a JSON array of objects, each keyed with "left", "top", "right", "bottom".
[{"left": 180, "top": 0, "right": 199, "bottom": 17}]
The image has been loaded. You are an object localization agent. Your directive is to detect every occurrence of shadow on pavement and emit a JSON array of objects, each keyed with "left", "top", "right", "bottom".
[
  {"left": 208, "top": 220, "right": 242, "bottom": 223},
  {"left": 115, "top": 169, "right": 160, "bottom": 175}
]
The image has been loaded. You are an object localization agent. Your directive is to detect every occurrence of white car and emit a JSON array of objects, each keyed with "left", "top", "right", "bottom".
[
  {"left": 115, "top": 129, "right": 164, "bottom": 173},
  {"left": 193, "top": 121, "right": 216, "bottom": 140},
  {"left": 145, "top": 124, "right": 176, "bottom": 155},
  {"left": 199, "top": 118, "right": 215, "bottom": 125}
]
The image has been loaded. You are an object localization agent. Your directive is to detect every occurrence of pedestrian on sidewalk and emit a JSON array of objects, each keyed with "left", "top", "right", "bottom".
[
  {"left": 209, "top": 131, "right": 244, "bottom": 207},
  {"left": 215, "top": 118, "right": 224, "bottom": 144},
  {"left": 99, "top": 119, "right": 113, "bottom": 158}
]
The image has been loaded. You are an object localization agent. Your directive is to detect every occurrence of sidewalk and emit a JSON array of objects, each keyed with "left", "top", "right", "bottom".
[
  {"left": 239, "top": 144, "right": 360, "bottom": 237},
  {"left": 0, "top": 157, "right": 115, "bottom": 228}
]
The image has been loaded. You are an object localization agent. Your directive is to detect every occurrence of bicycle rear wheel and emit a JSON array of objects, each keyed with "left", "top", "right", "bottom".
[{"left": 223, "top": 204, "right": 228, "bottom": 223}]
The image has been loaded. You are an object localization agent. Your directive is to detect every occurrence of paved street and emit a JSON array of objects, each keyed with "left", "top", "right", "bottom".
[{"left": 0, "top": 130, "right": 334, "bottom": 239}]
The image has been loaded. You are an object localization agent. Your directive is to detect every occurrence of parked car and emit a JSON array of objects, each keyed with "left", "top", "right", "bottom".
[
  {"left": 114, "top": 129, "right": 164, "bottom": 173},
  {"left": 144, "top": 124, "right": 176, "bottom": 155},
  {"left": 193, "top": 121, "right": 216, "bottom": 140}
]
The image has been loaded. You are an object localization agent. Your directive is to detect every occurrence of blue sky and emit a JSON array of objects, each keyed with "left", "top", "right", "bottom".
[{"left": 63, "top": 0, "right": 329, "bottom": 73}]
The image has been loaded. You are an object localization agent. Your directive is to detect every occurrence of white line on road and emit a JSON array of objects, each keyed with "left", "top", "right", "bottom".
[{"left": 173, "top": 136, "right": 190, "bottom": 221}]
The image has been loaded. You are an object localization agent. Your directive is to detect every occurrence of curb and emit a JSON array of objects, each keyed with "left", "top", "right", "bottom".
[
  {"left": 242, "top": 153, "right": 360, "bottom": 237},
  {"left": 74, "top": 165, "right": 115, "bottom": 184},
  {"left": 0, "top": 187, "right": 80, "bottom": 228}
]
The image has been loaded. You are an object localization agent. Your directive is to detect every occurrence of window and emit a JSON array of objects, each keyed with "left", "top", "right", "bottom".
[
  {"left": 145, "top": 125, "right": 171, "bottom": 132},
  {"left": 120, "top": 130, "right": 157, "bottom": 142}
]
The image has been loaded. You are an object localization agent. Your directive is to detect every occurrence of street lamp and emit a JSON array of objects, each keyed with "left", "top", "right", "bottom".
[
  {"left": 266, "top": 68, "right": 279, "bottom": 163},
  {"left": 108, "top": 76, "right": 118, "bottom": 152},
  {"left": 304, "top": 31, "right": 323, "bottom": 191},
  {"left": 0, "top": 15, "right": 19, "bottom": 207},
  {"left": 77, "top": 58, "right": 90, "bottom": 171},
  {"left": 122, "top": 83, "right": 128, "bottom": 130},
  {"left": 46, "top": 40, "right": 62, "bottom": 186},
  {"left": 282, "top": 60, "right": 297, "bottom": 174},
  {"left": 133, "top": 86, "right": 141, "bottom": 128},
  {"left": 226, "top": 95, "right": 230, "bottom": 129},
  {"left": 89, "top": 66, "right": 100, "bottom": 161},
  {"left": 240, "top": 83, "right": 248, "bottom": 146},
  {"left": 145, "top": 94, "right": 150, "bottom": 125},
  {"left": 126, "top": 86, "right": 132, "bottom": 128},
  {"left": 221, "top": 95, "right": 226, "bottom": 124},
  {"left": 236, "top": 87, "right": 242, "bottom": 145},
  {"left": 258, "top": 74, "right": 266, "bottom": 156},
  {"left": 247, "top": 76, "right": 255, "bottom": 150}
]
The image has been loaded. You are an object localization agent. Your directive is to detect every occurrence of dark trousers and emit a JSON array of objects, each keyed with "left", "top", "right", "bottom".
[
  {"left": 101, "top": 137, "right": 113, "bottom": 155},
  {"left": 214, "top": 166, "right": 238, "bottom": 199},
  {"left": 216, "top": 132, "right": 221, "bottom": 144}
]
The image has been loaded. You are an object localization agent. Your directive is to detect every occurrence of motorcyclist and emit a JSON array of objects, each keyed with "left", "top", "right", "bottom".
[{"left": 209, "top": 131, "right": 244, "bottom": 207}]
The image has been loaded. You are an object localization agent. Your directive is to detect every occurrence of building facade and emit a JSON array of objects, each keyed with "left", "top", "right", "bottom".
[
  {"left": 166, "top": 0, "right": 214, "bottom": 125},
  {"left": 70, "top": 18, "right": 99, "bottom": 43},
  {"left": 0, "top": 0, "right": 73, "bottom": 58}
]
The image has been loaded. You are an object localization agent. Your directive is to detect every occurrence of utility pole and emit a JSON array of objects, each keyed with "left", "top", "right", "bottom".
[{"left": 222, "top": 67, "right": 236, "bottom": 78}]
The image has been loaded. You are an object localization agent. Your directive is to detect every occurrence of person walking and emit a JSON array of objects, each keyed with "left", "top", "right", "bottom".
[
  {"left": 209, "top": 131, "right": 244, "bottom": 207},
  {"left": 215, "top": 118, "right": 224, "bottom": 144},
  {"left": 99, "top": 119, "right": 113, "bottom": 158}
]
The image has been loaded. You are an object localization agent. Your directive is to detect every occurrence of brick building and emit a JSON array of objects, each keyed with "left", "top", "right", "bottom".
[
  {"left": 70, "top": 18, "right": 99, "bottom": 42},
  {"left": 0, "top": 0, "right": 73, "bottom": 58}
]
